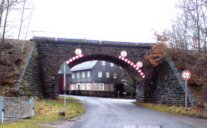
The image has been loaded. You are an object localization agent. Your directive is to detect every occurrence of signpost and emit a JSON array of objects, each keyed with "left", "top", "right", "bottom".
[
  {"left": 58, "top": 62, "right": 72, "bottom": 111},
  {"left": 181, "top": 70, "right": 191, "bottom": 110}
]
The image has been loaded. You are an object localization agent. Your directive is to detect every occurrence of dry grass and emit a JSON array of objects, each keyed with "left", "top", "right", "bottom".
[
  {"left": 134, "top": 102, "right": 207, "bottom": 118},
  {"left": 0, "top": 96, "right": 84, "bottom": 128}
]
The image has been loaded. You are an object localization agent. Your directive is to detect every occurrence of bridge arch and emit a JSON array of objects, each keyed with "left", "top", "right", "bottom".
[
  {"left": 64, "top": 54, "right": 144, "bottom": 81},
  {"left": 35, "top": 38, "right": 150, "bottom": 98}
]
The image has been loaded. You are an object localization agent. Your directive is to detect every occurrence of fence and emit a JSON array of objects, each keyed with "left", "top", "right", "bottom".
[
  {"left": 63, "top": 90, "right": 136, "bottom": 99},
  {"left": 0, "top": 96, "right": 34, "bottom": 123}
]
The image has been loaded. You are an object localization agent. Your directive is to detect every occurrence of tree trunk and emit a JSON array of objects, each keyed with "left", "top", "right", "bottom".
[
  {"left": 1, "top": 0, "right": 9, "bottom": 45},
  {"left": 0, "top": 0, "right": 5, "bottom": 27},
  {"left": 18, "top": 0, "right": 26, "bottom": 40},
  {"left": 196, "top": 0, "right": 200, "bottom": 52}
]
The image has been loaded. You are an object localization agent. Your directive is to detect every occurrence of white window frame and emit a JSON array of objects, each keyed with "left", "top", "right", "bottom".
[
  {"left": 87, "top": 83, "right": 90, "bottom": 90},
  {"left": 113, "top": 73, "right": 117, "bottom": 79},
  {"left": 102, "top": 61, "right": 105, "bottom": 65},
  {"left": 72, "top": 73, "right": 75, "bottom": 79},
  {"left": 82, "top": 84, "right": 85, "bottom": 90},
  {"left": 98, "top": 71, "right": 102, "bottom": 77},
  {"left": 110, "top": 63, "right": 114, "bottom": 67},
  {"left": 87, "top": 71, "right": 90, "bottom": 77},
  {"left": 82, "top": 72, "right": 85, "bottom": 78},
  {"left": 99, "top": 83, "right": 104, "bottom": 90},
  {"left": 71, "top": 84, "right": 75, "bottom": 90},
  {"left": 76, "top": 83, "right": 81, "bottom": 90},
  {"left": 77, "top": 73, "right": 80, "bottom": 78},
  {"left": 106, "top": 72, "right": 110, "bottom": 78}
]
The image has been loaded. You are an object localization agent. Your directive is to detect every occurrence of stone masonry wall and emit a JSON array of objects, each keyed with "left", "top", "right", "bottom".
[
  {"left": 135, "top": 80, "right": 145, "bottom": 103},
  {"left": 146, "top": 59, "right": 195, "bottom": 106},
  {"left": 151, "top": 61, "right": 187, "bottom": 106},
  {"left": 164, "top": 53, "right": 196, "bottom": 106},
  {"left": 136, "top": 54, "right": 196, "bottom": 106},
  {"left": 19, "top": 44, "right": 43, "bottom": 97}
]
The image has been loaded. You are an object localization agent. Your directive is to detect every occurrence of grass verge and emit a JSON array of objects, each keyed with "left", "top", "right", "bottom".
[
  {"left": 0, "top": 96, "right": 84, "bottom": 128},
  {"left": 134, "top": 102, "right": 207, "bottom": 118}
]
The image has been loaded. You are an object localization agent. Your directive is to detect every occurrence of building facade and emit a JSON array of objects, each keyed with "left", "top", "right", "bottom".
[{"left": 70, "top": 60, "right": 123, "bottom": 91}]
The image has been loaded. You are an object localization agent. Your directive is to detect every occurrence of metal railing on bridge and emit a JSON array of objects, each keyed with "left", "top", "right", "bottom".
[{"left": 0, "top": 96, "right": 34, "bottom": 123}]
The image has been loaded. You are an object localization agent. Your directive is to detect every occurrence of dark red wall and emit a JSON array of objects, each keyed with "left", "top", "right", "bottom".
[{"left": 58, "top": 74, "right": 70, "bottom": 94}]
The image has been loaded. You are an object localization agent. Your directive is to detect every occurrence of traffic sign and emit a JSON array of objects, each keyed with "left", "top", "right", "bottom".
[
  {"left": 136, "top": 61, "right": 143, "bottom": 68},
  {"left": 182, "top": 70, "right": 191, "bottom": 80},
  {"left": 58, "top": 62, "right": 72, "bottom": 74},
  {"left": 75, "top": 48, "right": 82, "bottom": 55},
  {"left": 121, "top": 51, "right": 127, "bottom": 57},
  {"left": 182, "top": 70, "right": 191, "bottom": 110}
]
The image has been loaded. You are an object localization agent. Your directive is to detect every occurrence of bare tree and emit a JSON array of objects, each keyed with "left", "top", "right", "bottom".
[
  {"left": 1, "top": 0, "right": 19, "bottom": 45},
  {"left": 168, "top": 0, "right": 207, "bottom": 52},
  {"left": 0, "top": 0, "right": 5, "bottom": 27},
  {"left": 0, "top": 0, "right": 33, "bottom": 45},
  {"left": 2, "top": 0, "right": 10, "bottom": 45}
]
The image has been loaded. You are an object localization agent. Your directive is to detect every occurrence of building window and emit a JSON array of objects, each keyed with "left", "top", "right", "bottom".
[
  {"left": 106, "top": 72, "right": 110, "bottom": 78},
  {"left": 99, "top": 83, "right": 104, "bottom": 90},
  {"left": 87, "top": 71, "right": 90, "bottom": 77},
  {"left": 98, "top": 71, "right": 102, "bottom": 77},
  {"left": 82, "top": 72, "right": 85, "bottom": 78},
  {"left": 72, "top": 73, "right": 75, "bottom": 79},
  {"left": 77, "top": 73, "right": 80, "bottom": 78},
  {"left": 110, "top": 63, "right": 114, "bottom": 67},
  {"left": 113, "top": 73, "right": 117, "bottom": 79},
  {"left": 76, "top": 84, "right": 81, "bottom": 90},
  {"left": 102, "top": 61, "right": 105, "bottom": 65},
  {"left": 71, "top": 84, "right": 75, "bottom": 90},
  {"left": 87, "top": 83, "right": 90, "bottom": 90},
  {"left": 111, "top": 84, "right": 114, "bottom": 91},
  {"left": 82, "top": 84, "right": 85, "bottom": 90}
]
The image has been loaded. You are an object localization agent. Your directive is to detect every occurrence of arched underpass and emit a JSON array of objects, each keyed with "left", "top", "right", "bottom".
[{"left": 18, "top": 37, "right": 196, "bottom": 107}]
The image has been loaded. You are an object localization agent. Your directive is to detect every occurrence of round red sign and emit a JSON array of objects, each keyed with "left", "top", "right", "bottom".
[
  {"left": 182, "top": 70, "right": 191, "bottom": 80},
  {"left": 136, "top": 61, "right": 143, "bottom": 68},
  {"left": 121, "top": 51, "right": 127, "bottom": 58},
  {"left": 75, "top": 48, "right": 82, "bottom": 55}
]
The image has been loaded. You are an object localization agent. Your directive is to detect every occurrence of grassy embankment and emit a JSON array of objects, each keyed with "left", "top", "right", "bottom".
[
  {"left": 0, "top": 96, "right": 84, "bottom": 128},
  {"left": 134, "top": 102, "right": 207, "bottom": 118}
]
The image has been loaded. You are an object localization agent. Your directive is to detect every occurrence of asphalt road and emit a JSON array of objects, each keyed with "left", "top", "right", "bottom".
[{"left": 69, "top": 96, "right": 207, "bottom": 128}]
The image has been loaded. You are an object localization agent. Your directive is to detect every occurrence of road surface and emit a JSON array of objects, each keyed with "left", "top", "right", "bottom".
[{"left": 67, "top": 96, "right": 207, "bottom": 128}]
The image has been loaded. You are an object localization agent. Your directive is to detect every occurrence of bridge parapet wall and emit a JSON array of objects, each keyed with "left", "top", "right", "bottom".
[{"left": 32, "top": 37, "right": 154, "bottom": 47}]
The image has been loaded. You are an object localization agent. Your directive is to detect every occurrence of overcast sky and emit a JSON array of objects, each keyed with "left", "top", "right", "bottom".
[{"left": 17, "top": 0, "right": 177, "bottom": 42}]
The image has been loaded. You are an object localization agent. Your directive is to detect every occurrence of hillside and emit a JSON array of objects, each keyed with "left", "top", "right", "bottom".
[
  {"left": 169, "top": 49, "right": 207, "bottom": 111},
  {"left": 0, "top": 39, "right": 35, "bottom": 97}
]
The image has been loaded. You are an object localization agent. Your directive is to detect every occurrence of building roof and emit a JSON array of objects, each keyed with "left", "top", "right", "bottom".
[{"left": 71, "top": 61, "right": 98, "bottom": 72}]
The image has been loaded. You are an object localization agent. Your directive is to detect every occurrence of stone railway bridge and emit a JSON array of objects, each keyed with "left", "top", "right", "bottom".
[{"left": 19, "top": 37, "right": 196, "bottom": 106}]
